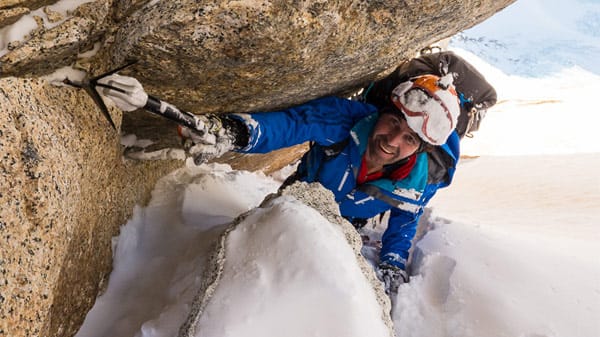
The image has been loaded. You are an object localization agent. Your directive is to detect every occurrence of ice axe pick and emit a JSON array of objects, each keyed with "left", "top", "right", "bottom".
[{"left": 63, "top": 61, "right": 208, "bottom": 135}]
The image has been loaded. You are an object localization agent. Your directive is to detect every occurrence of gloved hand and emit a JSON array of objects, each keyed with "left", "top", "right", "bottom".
[
  {"left": 97, "top": 74, "right": 148, "bottom": 112},
  {"left": 178, "top": 115, "right": 249, "bottom": 165},
  {"left": 376, "top": 263, "right": 408, "bottom": 295}
]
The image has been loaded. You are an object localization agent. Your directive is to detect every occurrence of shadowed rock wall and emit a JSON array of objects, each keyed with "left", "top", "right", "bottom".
[{"left": 0, "top": 78, "right": 179, "bottom": 337}]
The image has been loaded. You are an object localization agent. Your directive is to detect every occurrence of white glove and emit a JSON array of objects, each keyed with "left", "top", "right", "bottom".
[
  {"left": 177, "top": 115, "right": 238, "bottom": 165},
  {"left": 97, "top": 74, "right": 148, "bottom": 112}
]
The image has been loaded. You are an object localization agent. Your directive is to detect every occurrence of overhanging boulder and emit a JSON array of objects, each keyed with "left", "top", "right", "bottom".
[{"left": 102, "top": 0, "right": 515, "bottom": 114}]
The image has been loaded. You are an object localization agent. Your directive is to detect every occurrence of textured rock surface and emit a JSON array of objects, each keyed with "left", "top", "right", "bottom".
[
  {"left": 1, "top": 0, "right": 515, "bottom": 114},
  {"left": 0, "top": 7, "right": 29, "bottom": 28},
  {"left": 0, "top": 1, "right": 516, "bottom": 336},
  {"left": 0, "top": 0, "right": 110, "bottom": 76},
  {"left": 0, "top": 78, "right": 180, "bottom": 337},
  {"left": 102, "top": 0, "right": 515, "bottom": 114}
]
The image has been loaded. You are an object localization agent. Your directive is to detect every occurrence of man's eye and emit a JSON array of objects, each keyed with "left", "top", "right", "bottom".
[{"left": 405, "top": 135, "right": 418, "bottom": 146}]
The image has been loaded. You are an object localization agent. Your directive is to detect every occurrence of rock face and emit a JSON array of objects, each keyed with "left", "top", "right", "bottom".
[
  {"left": 2, "top": 0, "right": 515, "bottom": 114},
  {"left": 0, "top": 78, "right": 180, "bottom": 337},
  {"left": 0, "top": 0, "right": 515, "bottom": 336}
]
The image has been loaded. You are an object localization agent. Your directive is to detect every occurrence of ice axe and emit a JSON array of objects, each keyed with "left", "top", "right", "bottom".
[
  {"left": 63, "top": 61, "right": 207, "bottom": 135},
  {"left": 61, "top": 60, "right": 143, "bottom": 129}
]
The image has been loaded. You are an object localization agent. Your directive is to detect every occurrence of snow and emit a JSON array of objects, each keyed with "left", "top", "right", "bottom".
[
  {"left": 120, "top": 134, "right": 154, "bottom": 148},
  {"left": 119, "top": 134, "right": 187, "bottom": 161},
  {"left": 75, "top": 162, "right": 391, "bottom": 337},
  {"left": 450, "top": 0, "right": 600, "bottom": 77},
  {"left": 75, "top": 164, "right": 284, "bottom": 337},
  {"left": 452, "top": 48, "right": 600, "bottom": 156},
  {"left": 400, "top": 154, "right": 600, "bottom": 337},
  {"left": 70, "top": 4, "right": 600, "bottom": 337},
  {"left": 195, "top": 195, "right": 389, "bottom": 337},
  {"left": 0, "top": 0, "right": 94, "bottom": 57},
  {"left": 41, "top": 66, "right": 87, "bottom": 85}
]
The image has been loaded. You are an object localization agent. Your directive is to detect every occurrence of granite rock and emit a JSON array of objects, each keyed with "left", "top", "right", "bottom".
[
  {"left": 102, "top": 0, "right": 515, "bottom": 114},
  {"left": 0, "top": 7, "right": 29, "bottom": 28},
  {"left": 0, "top": 77, "right": 179, "bottom": 337},
  {"left": 1, "top": 0, "right": 515, "bottom": 114}
]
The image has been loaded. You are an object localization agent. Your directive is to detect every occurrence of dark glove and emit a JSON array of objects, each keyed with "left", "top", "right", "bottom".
[
  {"left": 376, "top": 263, "right": 408, "bottom": 295},
  {"left": 178, "top": 115, "right": 249, "bottom": 165}
]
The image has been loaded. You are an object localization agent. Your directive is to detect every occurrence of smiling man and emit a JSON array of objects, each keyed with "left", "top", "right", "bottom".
[{"left": 100, "top": 72, "right": 461, "bottom": 295}]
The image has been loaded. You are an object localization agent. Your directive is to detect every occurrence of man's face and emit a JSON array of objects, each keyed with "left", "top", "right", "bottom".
[{"left": 365, "top": 111, "right": 422, "bottom": 171}]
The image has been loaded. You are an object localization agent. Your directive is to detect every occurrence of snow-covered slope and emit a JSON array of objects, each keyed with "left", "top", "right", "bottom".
[
  {"left": 75, "top": 153, "right": 600, "bottom": 337},
  {"left": 75, "top": 164, "right": 393, "bottom": 337},
  {"left": 448, "top": 47, "right": 600, "bottom": 157},
  {"left": 450, "top": 0, "right": 600, "bottom": 77},
  {"left": 191, "top": 189, "right": 390, "bottom": 337},
  {"left": 397, "top": 153, "right": 600, "bottom": 337}
]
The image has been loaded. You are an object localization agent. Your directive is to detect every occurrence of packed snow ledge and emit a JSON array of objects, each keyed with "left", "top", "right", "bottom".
[
  {"left": 180, "top": 179, "right": 393, "bottom": 337},
  {"left": 75, "top": 153, "right": 600, "bottom": 337},
  {"left": 76, "top": 161, "right": 394, "bottom": 337}
]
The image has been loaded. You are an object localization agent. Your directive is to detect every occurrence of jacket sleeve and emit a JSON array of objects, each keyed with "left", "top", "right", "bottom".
[
  {"left": 379, "top": 208, "right": 421, "bottom": 270},
  {"left": 229, "top": 96, "right": 377, "bottom": 153}
]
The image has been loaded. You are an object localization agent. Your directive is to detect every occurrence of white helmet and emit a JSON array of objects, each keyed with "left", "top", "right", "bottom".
[{"left": 390, "top": 74, "right": 460, "bottom": 145}]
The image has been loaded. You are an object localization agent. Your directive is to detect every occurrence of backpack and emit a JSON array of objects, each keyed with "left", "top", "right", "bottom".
[{"left": 362, "top": 50, "right": 497, "bottom": 138}]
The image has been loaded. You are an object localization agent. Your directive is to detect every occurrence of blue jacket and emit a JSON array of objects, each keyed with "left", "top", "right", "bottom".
[{"left": 231, "top": 96, "right": 460, "bottom": 270}]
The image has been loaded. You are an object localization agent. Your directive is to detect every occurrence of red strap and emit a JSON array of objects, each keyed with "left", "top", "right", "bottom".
[
  {"left": 389, "top": 154, "right": 416, "bottom": 181},
  {"left": 357, "top": 154, "right": 417, "bottom": 185}
]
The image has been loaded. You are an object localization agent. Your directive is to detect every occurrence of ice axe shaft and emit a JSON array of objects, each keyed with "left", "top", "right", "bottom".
[
  {"left": 143, "top": 95, "right": 207, "bottom": 135},
  {"left": 62, "top": 59, "right": 206, "bottom": 133}
]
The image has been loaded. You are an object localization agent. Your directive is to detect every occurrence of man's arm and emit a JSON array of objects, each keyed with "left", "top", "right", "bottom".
[
  {"left": 376, "top": 208, "right": 420, "bottom": 294},
  {"left": 230, "top": 96, "right": 377, "bottom": 154},
  {"left": 379, "top": 208, "right": 420, "bottom": 271},
  {"left": 97, "top": 74, "right": 377, "bottom": 163}
]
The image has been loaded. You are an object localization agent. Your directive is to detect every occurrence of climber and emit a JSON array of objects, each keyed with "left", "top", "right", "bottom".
[{"left": 98, "top": 72, "right": 462, "bottom": 296}]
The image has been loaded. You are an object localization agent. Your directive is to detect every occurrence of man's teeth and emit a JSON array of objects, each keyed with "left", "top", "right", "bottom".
[{"left": 380, "top": 142, "right": 394, "bottom": 154}]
